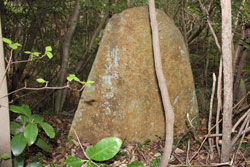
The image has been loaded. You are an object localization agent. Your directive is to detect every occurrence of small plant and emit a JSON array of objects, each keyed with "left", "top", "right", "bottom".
[
  {"left": 65, "top": 137, "right": 122, "bottom": 167},
  {"left": 9, "top": 104, "right": 55, "bottom": 167}
]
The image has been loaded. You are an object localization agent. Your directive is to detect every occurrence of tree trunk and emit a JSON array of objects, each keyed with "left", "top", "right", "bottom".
[
  {"left": 55, "top": 0, "right": 81, "bottom": 113},
  {"left": 220, "top": 0, "right": 233, "bottom": 163},
  {"left": 149, "top": 1, "right": 175, "bottom": 166},
  {"left": 233, "top": 49, "right": 248, "bottom": 100},
  {"left": 0, "top": 17, "right": 12, "bottom": 167}
]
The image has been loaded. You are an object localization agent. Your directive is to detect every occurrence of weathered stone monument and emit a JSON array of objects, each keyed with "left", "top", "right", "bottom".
[{"left": 69, "top": 7, "right": 199, "bottom": 144}]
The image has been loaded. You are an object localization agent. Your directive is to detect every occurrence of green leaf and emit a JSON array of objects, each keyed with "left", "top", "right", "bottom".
[
  {"left": 154, "top": 152, "right": 161, "bottom": 157},
  {"left": 45, "top": 46, "right": 52, "bottom": 52},
  {"left": 88, "top": 161, "right": 97, "bottom": 167},
  {"left": 9, "top": 43, "right": 18, "bottom": 49},
  {"left": 21, "top": 115, "right": 28, "bottom": 126},
  {"left": 11, "top": 132, "right": 27, "bottom": 156},
  {"left": 10, "top": 121, "right": 22, "bottom": 131},
  {"left": 149, "top": 159, "right": 160, "bottom": 167},
  {"left": 10, "top": 105, "right": 31, "bottom": 118},
  {"left": 22, "top": 105, "right": 32, "bottom": 117},
  {"left": 24, "top": 123, "right": 38, "bottom": 146},
  {"left": 14, "top": 156, "right": 24, "bottom": 167},
  {"left": 2, "top": 37, "right": 12, "bottom": 44},
  {"left": 31, "top": 114, "right": 44, "bottom": 123},
  {"left": 73, "top": 76, "right": 81, "bottom": 82},
  {"left": 0, "top": 153, "right": 10, "bottom": 160},
  {"left": 127, "top": 161, "right": 144, "bottom": 167},
  {"left": 86, "top": 137, "right": 122, "bottom": 161},
  {"left": 24, "top": 51, "right": 32, "bottom": 54},
  {"left": 35, "top": 138, "right": 50, "bottom": 152},
  {"left": 46, "top": 52, "right": 53, "bottom": 59},
  {"left": 85, "top": 80, "right": 95, "bottom": 87},
  {"left": 39, "top": 122, "right": 55, "bottom": 138},
  {"left": 13, "top": 43, "right": 22, "bottom": 47},
  {"left": 137, "top": 142, "right": 143, "bottom": 151},
  {"left": 67, "top": 74, "right": 76, "bottom": 81},
  {"left": 66, "top": 156, "right": 85, "bottom": 167},
  {"left": 27, "top": 162, "right": 43, "bottom": 167},
  {"left": 33, "top": 52, "right": 41, "bottom": 56},
  {"left": 36, "top": 78, "right": 47, "bottom": 83}
]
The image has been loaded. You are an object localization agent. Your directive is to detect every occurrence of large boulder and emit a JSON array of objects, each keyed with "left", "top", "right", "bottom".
[{"left": 69, "top": 7, "right": 199, "bottom": 144}]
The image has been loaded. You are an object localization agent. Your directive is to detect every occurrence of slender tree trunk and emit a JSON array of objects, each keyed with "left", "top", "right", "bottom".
[
  {"left": 75, "top": 13, "right": 109, "bottom": 74},
  {"left": 55, "top": 0, "right": 81, "bottom": 113},
  {"left": 233, "top": 49, "right": 248, "bottom": 100},
  {"left": 0, "top": 17, "right": 12, "bottom": 167},
  {"left": 12, "top": 12, "right": 43, "bottom": 91},
  {"left": 149, "top": 1, "right": 175, "bottom": 166},
  {"left": 220, "top": 0, "right": 233, "bottom": 163}
]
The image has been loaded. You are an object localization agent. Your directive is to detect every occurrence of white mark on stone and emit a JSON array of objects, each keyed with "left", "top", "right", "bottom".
[
  {"left": 179, "top": 46, "right": 185, "bottom": 55},
  {"left": 105, "top": 92, "right": 114, "bottom": 99},
  {"left": 174, "top": 96, "right": 179, "bottom": 104}
]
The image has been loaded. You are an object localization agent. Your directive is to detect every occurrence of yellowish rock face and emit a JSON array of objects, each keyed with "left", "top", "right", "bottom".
[{"left": 69, "top": 7, "right": 199, "bottom": 144}]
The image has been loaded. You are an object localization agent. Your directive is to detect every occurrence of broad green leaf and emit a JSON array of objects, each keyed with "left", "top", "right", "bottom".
[
  {"left": 13, "top": 43, "right": 22, "bottom": 47},
  {"left": 35, "top": 138, "right": 50, "bottom": 152},
  {"left": 24, "top": 51, "right": 32, "bottom": 54},
  {"left": 9, "top": 43, "right": 21, "bottom": 50},
  {"left": 0, "top": 153, "right": 10, "bottom": 159},
  {"left": 39, "top": 122, "right": 55, "bottom": 138},
  {"left": 31, "top": 114, "right": 44, "bottom": 123},
  {"left": 27, "top": 162, "right": 43, "bottom": 167},
  {"left": 10, "top": 105, "right": 31, "bottom": 118},
  {"left": 88, "top": 161, "right": 97, "bottom": 167},
  {"left": 10, "top": 121, "right": 22, "bottom": 131},
  {"left": 3, "top": 37, "right": 12, "bottom": 44},
  {"left": 21, "top": 115, "right": 28, "bottom": 126},
  {"left": 14, "top": 156, "right": 24, "bottom": 167},
  {"left": 73, "top": 76, "right": 81, "bottom": 82},
  {"left": 46, "top": 52, "right": 53, "bottom": 59},
  {"left": 11, "top": 132, "right": 27, "bottom": 156},
  {"left": 22, "top": 105, "right": 32, "bottom": 117},
  {"left": 24, "top": 123, "right": 38, "bottom": 146},
  {"left": 36, "top": 78, "right": 47, "bottom": 83},
  {"left": 66, "top": 156, "right": 85, "bottom": 167},
  {"left": 127, "top": 161, "right": 144, "bottom": 167},
  {"left": 33, "top": 52, "right": 41, "bottom": 56},
  {"left": 45, "top": 46, "right": 52, "bottom": 52},
  {"left": 86, "top": 137, "right": 122, "bottom": 161},
  {"left": 67, "top": 74, "right": 76, "bottom": 81}
]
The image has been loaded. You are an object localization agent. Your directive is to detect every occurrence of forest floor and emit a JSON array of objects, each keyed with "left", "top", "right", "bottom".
[{"left": 23, "top": 112, "right": 250, "bottom": 167}]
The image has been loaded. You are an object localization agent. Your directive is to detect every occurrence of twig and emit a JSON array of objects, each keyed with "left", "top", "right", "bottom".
[
  {"left": 0, "top": 81, "right": 85, "bottom": 99},
  {"left": 232, "top": 110, "right": 250, "bottom": 146},
  {"left": 208, "top": 73, "right": 216, "bottom": 159},
  {"left": 186, "top": 139, "right": 190, "bottom": 164},
  {"left": 233, "top": 91, "right": 250, "bottom": 110},
  {"left": 234, "top": 119, "right": 249, "bottom": 163},
  {"left": 188, "top": 119, "right": 222, "bottom": 163},
  {"left": 215, "top": 59, "right": 222, "bottom": 156},
  {"left": 199, "top": 0, "right": 221, "bottom": 52},
  {"left": 0, "top": 49, "right": 13, "bottom": 88},
  {"left": 232, "top": 108, "right": 250, "bottom": 133},
  {"left": 73, "top": 129, "right": 85, "bottom": 153}
]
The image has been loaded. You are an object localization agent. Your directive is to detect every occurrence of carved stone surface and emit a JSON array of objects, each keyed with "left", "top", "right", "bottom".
[{"left": 69, "top": 7, "right": 199, "bottom": 144}]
